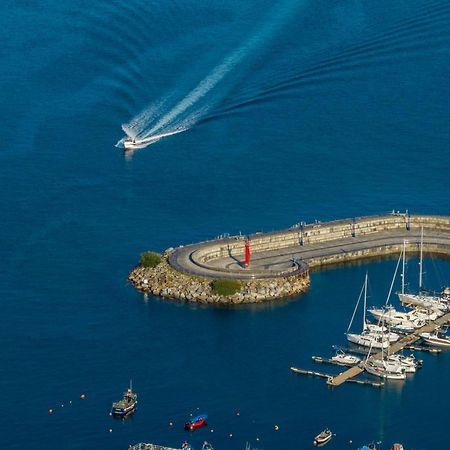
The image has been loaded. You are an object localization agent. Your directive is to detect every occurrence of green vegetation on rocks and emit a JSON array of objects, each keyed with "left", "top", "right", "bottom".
[
  {"left": 211, "top": 279, "right": 241, "bottom": 296},
  {"left": 140, "top": 251, "right": 162, "bottom": 268}
]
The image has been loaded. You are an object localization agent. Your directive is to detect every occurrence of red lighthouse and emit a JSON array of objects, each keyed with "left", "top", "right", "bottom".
[{"left": 244, "top": 238, "right": 250, "bottom": 267}]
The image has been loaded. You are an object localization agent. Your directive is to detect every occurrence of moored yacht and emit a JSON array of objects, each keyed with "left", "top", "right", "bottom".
[
  {"left": 346, "top": 273, "right": 390, "bottom": 349},
  {"left": 331, "top": 349, "right": 361, "bottom": 366},
  {"left": 364, "top": 359, "right": 406, "bottom": 380},
  {"left": 420, "top": 330, "right": 450, "bottom": 347}
]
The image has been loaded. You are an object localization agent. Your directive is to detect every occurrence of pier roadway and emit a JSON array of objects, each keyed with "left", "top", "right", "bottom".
[{"left": 168, "top": 214, "right": 450, "bottom": 280}]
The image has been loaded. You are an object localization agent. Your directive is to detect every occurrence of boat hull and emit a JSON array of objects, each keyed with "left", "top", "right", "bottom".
[{"left": 112, "top": 402, "right": 137, "bottom": 416}]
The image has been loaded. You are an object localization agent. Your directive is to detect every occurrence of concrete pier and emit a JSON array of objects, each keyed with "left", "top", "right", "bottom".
[{"left": 129, "top": 213, "right": 450, "bottom": 303}]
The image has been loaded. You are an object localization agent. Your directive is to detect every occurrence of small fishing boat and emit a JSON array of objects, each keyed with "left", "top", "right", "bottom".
[
  {"left": 184, "top": 414, "right": 208, "bottom": 431},
  {"left": 313, "top": 428, "right": 333, "bottom": 446},
  {"left": 359, "top": 444, "right": 378, "bottom": 450},
  {"left": 111, "top": 381, "right": 137, "bottom": 417},
  {"left": 420, "top": 330, "right": 450, "bottom": 347}
]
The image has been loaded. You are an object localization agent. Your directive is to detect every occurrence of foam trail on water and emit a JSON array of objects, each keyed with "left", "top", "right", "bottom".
[{"left": 119, "top": 1, "right": 301, "bottom": 150}]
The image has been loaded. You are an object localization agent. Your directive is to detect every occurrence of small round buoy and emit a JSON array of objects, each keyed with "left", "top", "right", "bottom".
[
  {"left": 229, "top": 433, "right": 233, "bottom": 438},
  {"left": 274, "top": 425, "right": 280, "bottom": 431},
  {"left": 109, "top": 428, "right": 113, "bottom": 433},
  {"left": 61, "top": 404, "right": 64, "bottom": 408},
  {"left": 349, "top": 440, "right": 353, "bottom": 445},
  {"left": 109, "top": 412, "right": 112, "bottom": 416},
  {"left": 48, "top": 409, "right": 54, "bottom": 414},
  {"left": 80, "top": 394, "right": 86, "bottom": 400},
  {"left": 169, "top": 421, "right": 173, "bottom": 426},
  {"left": 236, "top": 412, "right": 240, "bottom": 416},
  {"left": 210, "top": 429, "right": 214, "bottom": 433},
  {"left": 256, "top": 438, "right": 260, "bottom": 442},
  {"left": 69, "top": 401, "right": 72, "bottom": 404}
]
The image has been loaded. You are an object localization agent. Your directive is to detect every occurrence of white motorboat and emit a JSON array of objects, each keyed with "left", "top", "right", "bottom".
[
  {"left": 386, "top": 354, "right": 421, "bottom": 373},
  {"left": 420, "top": 330, "right": 450, "bottom": 347},
  {"left": 365, "top": 323, "right": 400, "bottom": 342},
  {"left": 367, "top": 305, "right": 426, "bottom": 329},
  {"left": 364, "top": 360, "right": 406, "bottom": 380},
  {"left": 346, "top": 273, "right": 391, "bottom": 349},
  {"left": 330, "top": 349, "right": 361, "bottom": 366}
]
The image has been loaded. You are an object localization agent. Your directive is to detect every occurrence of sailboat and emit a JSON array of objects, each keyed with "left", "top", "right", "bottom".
[
  {"left": 363, "top": 335, "right": 406, "bottom": 380},
  {"left": 346, "top": 273, "right": 390, "bottom": 349},
  {"left": 398, "top": 227, "right": 449, "bottom": 312}
]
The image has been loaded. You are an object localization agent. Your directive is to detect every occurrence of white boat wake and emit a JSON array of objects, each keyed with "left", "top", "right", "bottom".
[{"left": 117, "top": 1, "right": 301, "bottom": 152}]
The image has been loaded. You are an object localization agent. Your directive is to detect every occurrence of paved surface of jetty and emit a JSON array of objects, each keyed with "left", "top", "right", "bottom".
[{"left": 169, "top": 213, "right": 450, "bottom": 279}]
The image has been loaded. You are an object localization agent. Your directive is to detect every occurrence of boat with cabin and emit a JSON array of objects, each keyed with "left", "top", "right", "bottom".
[
  {"left": 111, "top": 381, "right": 137, "bottom": 417},
  {"left": 420, "top": 329, "right": 450, "bottom": 347},
  {"left": 313, "top": 428, "right": 333, "bottom": 446},
  {"left": 184, "top": 414, "right": 208, "bottom": 431}
]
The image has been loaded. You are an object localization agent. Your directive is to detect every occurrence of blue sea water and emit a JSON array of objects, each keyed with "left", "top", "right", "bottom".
[{"left": 1, "top": 0, "right": 450, "bottom": 449}]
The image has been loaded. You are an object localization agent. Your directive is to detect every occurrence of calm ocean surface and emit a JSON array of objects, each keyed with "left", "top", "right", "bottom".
[{"left": 1, "top": 1, "right": 450, "bottom": 449}]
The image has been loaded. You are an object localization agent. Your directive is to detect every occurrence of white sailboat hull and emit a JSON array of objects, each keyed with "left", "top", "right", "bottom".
[
  {"left": 398, "top": 293, "right": 449, "bottom": 312},
  {"left": 346, "top": 333, "right": 390, "bottom": 349}
]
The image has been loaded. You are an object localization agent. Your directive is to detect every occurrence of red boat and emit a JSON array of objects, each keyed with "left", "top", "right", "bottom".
[{"left": 184, "top": 414, "right": 208, "bottom": 431}]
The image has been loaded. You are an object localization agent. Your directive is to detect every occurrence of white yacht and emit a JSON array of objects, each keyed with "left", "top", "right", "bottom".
[
  {"left": 420, "top": 330, "right": 450, "bottom": 347},
  {"left": 386, "top": 354, "right": 421, "bottom": 373},
  {"left": 365, "top": 323, "right": 400, "bottom": 343},
  {"left": 364, "top": 359, "right": 406, "bottom": 380},
  {"left": 367, "top": 305, "right": 426, "bottom": 329},
  {"left": 331, "top": 349, "right": 361, "bottom": 366}
]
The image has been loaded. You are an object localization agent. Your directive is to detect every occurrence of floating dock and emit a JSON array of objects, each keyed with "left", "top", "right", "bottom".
[{"left": 290, "top": 367, "right": 383, "bottom": 387}]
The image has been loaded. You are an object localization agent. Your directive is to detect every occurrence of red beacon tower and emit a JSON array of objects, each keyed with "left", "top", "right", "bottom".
[{"left": 244, "top": 238, "right": 250, "bottom": 267}]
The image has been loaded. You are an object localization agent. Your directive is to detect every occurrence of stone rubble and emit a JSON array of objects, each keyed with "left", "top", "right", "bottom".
[{"left": 128, "top": 251, "right": 310, "bottom": 304}]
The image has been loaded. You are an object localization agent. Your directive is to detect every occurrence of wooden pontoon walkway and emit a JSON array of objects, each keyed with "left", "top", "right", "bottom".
[{"left": 326, "top": 312, "right": 450, "bottom": 387}]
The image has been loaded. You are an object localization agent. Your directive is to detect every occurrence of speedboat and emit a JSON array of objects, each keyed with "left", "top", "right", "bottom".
[
  {"left": 313, "top": 428, "right": 333, "bottom": 446},
  {"left": 123, "top": 135, "right": 163, "bottom": 150},
  {"left": 184, "top": 414, "right": 208, "bottom": 431},
  {"left": 420, "top": 330, "right": 450, "bottom": 347},
  {"left": 331, "top": 349, "right": 361, "bottom": 366}
]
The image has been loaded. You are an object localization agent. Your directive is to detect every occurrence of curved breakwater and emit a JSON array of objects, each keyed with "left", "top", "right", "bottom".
[{"left": 129, "top": 213, "right": 450, "bottom": 304}]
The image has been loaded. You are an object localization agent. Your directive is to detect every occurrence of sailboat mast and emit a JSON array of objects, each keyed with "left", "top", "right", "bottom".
[
  {"left": 419, "top": 226, "right": 424, "bottom": 291},
  {"left": 401, "top": 240, "right": 406, "bottom": 295},
  {"left": 363, "top": 272, "right": 368, "bottom": 331}
]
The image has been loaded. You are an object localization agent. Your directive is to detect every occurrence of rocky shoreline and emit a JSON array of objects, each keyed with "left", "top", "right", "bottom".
[{"left": 128, "top": 251, "right": 310, "bottom": 304}]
